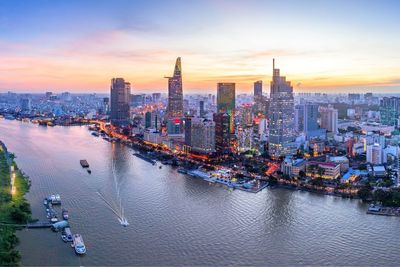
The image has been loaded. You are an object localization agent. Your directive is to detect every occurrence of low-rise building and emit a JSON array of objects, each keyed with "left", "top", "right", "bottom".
[{"left": 306, "top": 161, "right": 340, "bottom": 179}]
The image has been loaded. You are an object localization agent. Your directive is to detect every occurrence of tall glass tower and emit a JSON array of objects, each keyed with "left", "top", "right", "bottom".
[
  {"left": 110, "top": 78, "right": 131, "bottom": 126},
  {"left": 217, "top": 83, "right": 235, "bottom": 134},
  {"left": 268, "top": 59, "right": 296, "bottom": 158},
  {"left": 166, "top": 57, "right": 183, "bottom": 118}
]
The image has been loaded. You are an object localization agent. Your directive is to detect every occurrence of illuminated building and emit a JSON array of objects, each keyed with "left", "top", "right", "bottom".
[
  {"left": 306, "top": 161, "right": 340, "bottom": 179},
  {"left": 166, "top": 57, "right": 183, "bottom": 118},
  {"left": 190, "top": 118, "right": 215, "bottom": 153},
  {"left": 167, "top": 118, "right": 183, "bottom": 135},
  {"left": 217, "top": 83, "right": 235, "bottom": 133},
  {"left": 268, "top": 59, "right": 296, "bottom": 158},
  {"left": 110, "top": 78, "right": 131, "bottom": 126},
  {"left": 214, "top": 113, "right": 231, "bottom": 153}
]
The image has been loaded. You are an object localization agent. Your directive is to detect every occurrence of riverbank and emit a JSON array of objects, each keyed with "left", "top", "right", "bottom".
[{"left": 0, "top": 141, "right": 32, "bottom": 266}]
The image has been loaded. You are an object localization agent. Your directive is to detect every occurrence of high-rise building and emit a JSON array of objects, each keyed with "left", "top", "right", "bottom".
[
  {"left": 166, "top": 57, "right": 183, "bottom": 118},
  {"left": 167, "top": 118, "right": 183, "bottom": 135},
  {"left": 152, "top": 93, "right": 161, "bottom": 103},
  {"left": 304, "top": 103, "right": 319, "bottom": 132},
  {"left": 367, "top": 143, "right": 383, "bottom": 165},
  {"left": 217, "top": 83, "right": 235, "bottom": 133},
  {"left": 214, "top": 113, "right": 231, "bottom": 153},
  {"left": 380, "top": 97, "right": 400, "bottom": 126},
  {"left": 102, "top": 97, "right": 110, "bottom": 115},
  {"left": 190, "top": 118, "right": 215, "bottom": 153},
  {"left": 294, "top": 104, "right": 305, "bottom": 132},
  {"left": 268, "top": 59, "right": 296, "bottom": 158},
  {"left": 110, "top": 78, "right": 131, "bottom": 126},
  {"left": 254, "top": 80, "right": 263, "bottom": 98},
  {"left": 20, "top": 98, "right": 31, "bottom": 112},
  {"left": 240, "top": 104, "right": 253, "bottom": 127},
  {"left": 184, "top": 116, "right": 192, "bottom": 146},
  {"left": 145, "top": 112, "right": 152, "bottom": 128},
  {"left": 199, "top": 100, "right": 205, "bottom": 118},
  {"left": 320, "top": 105, "right": 338, "bottom": 133}
]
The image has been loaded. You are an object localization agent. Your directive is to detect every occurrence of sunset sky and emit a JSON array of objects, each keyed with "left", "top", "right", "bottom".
[{"left": 1, "top": 0, "right": 399, "bottom": 94}]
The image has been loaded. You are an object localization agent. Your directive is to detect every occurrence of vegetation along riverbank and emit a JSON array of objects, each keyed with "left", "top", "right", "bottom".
[{"left": 0, "top": 141, "right": 32, "bottom": 266}]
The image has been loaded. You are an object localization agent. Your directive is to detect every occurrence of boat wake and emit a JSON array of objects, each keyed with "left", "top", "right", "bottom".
[{"left": 96, "top": 158, "right": 129, "bottom": 226}]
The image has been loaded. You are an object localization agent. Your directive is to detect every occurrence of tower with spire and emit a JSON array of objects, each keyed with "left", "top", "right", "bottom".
[
  {"left": 268, "top": 59, "right": 296, "bottom": 159},
  {"left": 166, "top": 57, "right": 184, "bottom": 118}
]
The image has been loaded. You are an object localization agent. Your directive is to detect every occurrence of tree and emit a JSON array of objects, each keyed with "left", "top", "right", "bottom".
[{"left": 357, "top": 187, "right": 372, "bottom": 201}]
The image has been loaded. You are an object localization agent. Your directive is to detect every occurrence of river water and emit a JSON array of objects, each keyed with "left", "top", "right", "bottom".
[{"left": 0, "top": 119, "right": 399, "bottom": 266}]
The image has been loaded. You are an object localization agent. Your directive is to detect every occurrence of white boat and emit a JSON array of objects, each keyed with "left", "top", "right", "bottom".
[{"left": 72, "top": 234, "right": 86, "bottom": 255}]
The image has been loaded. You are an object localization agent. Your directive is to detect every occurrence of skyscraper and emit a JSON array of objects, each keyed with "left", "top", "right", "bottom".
[
  {"left": 214, "top": 113, "right": 231, "bottom": 153},
  {"left": 199, "top": 100, "right": 205, "bottom": 118},
  {"left": 320, "top": 105, "right": 338, "bottom": 133},
  {"left": 268, "top": 59, "right": 296, "bottom": 158},
  {"left": 380, "top": 97, "right": 400, "bottom": 126},
  {"left": 110, "top": 78, "right": 131, "bottom": 126},
  {"left": 254, "top": 80, "right": 263, "bottom": 98},
  {"left": 304, "top": 103, "right": 319, "bottom": 132},
  {"left": 166, "top": 57, "right": 183, "bottom": 118},
  {"left": 217, "top": 83, "right": 235, "bottom": 133},
  {"left": 295, "top": 103, "right": 319, "bottom": 133}
]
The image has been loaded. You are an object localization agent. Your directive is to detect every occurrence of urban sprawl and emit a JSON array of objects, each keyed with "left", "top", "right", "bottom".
[{"left": 2, "top": 58, "right": 400, "bottom": 213}]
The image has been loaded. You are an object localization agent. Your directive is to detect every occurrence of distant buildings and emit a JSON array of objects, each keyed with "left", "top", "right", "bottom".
[
  {"left": 110, "top": 78, "right": 131, "bottom": 126},
  {"left": 214, "top": 113, "right": 231, "bottom": 153},
  {"left": 320, "top": 105, "right": 338, "bottom": 133},
  {"left": 166, "top": 57, "right": 184, "bottom": 118},
  {"left": 217, "top": 83, "right": 235, "bottom": 134},
  {"left": 268, "top": 59, "right": 296, "bottom": 158}
]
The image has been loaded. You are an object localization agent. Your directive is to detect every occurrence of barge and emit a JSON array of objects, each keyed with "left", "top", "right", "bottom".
[{"left": 133, "top": 153, "right": 156, "bottom": 165}]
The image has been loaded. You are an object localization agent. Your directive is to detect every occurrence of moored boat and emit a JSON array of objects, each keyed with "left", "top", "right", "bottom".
[
  {"left": 62, "top": 209, "right": 69, "bottom": 220},
  {"left": 61, "top": 227, "right": 73, "bottom": 242},
  {"left": 72, "top": 234, "right": 86, "bottom": 255}
]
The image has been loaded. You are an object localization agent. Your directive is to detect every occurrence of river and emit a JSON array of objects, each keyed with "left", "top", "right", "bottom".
[{"left": 0, "top": 119, "right": 399, "bottom": 266}]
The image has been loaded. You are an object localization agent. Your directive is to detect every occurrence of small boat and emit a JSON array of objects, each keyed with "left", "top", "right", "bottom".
[
  {"left": 62, "top": 209, "right": 69, "bottom": 220},
  {"left": 80, "top": 160, "right": 89, "bottom": 168},
  {"left": 48, "top": 194, "right": 61, "bottom": 205},
  {"left": 87, "top": 169, "right": 92, "bottom": 174},
  {"left": 43, "top": 198, "right": 48, "bottom": 206},
  {"left": 72, "top": 234, "right": 86, "bottom": 255},
  {"left": 61, "top": 227, "right": 73, "bottom": 242},
  {"left": 50, "top": 216, "right": 58, "bottom": 223}
]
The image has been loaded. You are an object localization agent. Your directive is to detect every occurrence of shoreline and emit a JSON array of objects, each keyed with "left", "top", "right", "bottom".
[{"left": 0, "top": 141, "right": 32, "bottom": 266}]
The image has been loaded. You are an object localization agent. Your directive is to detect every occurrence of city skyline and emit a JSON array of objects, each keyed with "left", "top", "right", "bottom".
[{"left": 0, "top": 0, "right": 399, "bottom": 94}]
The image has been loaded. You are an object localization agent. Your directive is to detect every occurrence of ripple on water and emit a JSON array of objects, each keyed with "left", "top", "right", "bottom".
[{"left": 0, "top": 120, "right": 399, "bottom": 266}]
